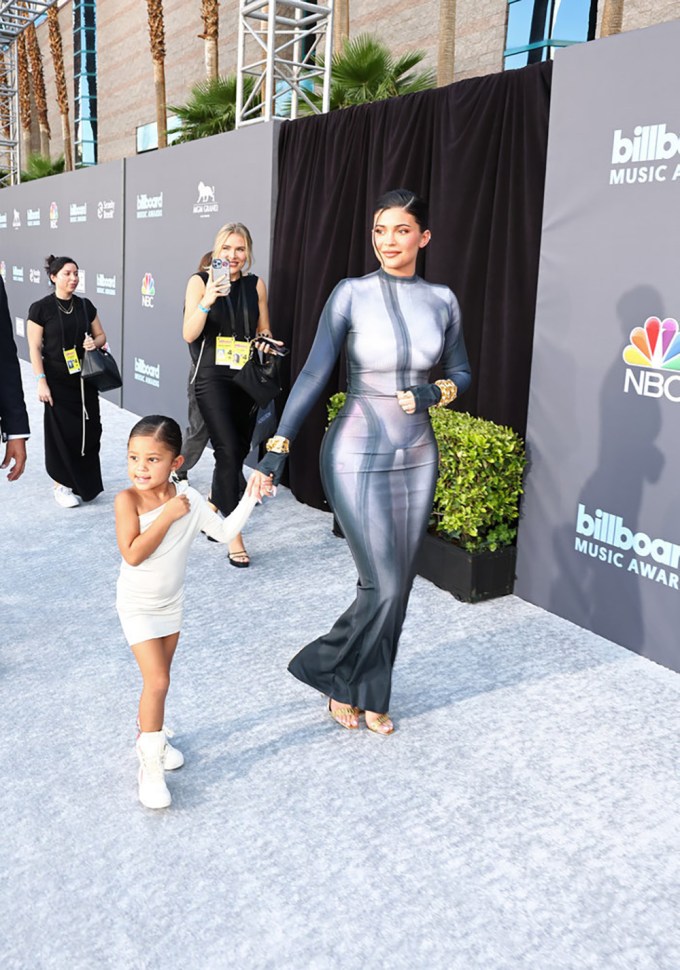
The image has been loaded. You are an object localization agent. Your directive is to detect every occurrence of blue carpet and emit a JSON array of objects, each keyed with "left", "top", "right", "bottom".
[{"left": 2, "top": 362, "right": 679, "bottom": 969}]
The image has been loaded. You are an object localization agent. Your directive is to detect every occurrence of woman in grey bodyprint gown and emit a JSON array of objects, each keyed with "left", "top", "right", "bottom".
[{"left": 248, "top": 190, "right": 471, "bottom": 734}]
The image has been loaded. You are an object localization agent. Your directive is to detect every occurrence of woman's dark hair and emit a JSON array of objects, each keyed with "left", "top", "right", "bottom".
[
  {"left": 373, "top": 189, "right": 429, "bottom": 231},
  {"left": 128, "top": 415, "right": 182, "bottom": 457},
  {"left": 45, "top": 255, "right": 78, "bottom": 283},
  {"left": 197, "top": 251, "right": 212, "bottom": 272}
]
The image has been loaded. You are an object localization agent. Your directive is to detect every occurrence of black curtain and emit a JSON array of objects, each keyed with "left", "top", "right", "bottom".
[{"left": 269, "top": 61, "right": 552, "bottom": 510}]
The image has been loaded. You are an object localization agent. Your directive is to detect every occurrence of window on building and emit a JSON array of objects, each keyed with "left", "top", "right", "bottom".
[
  {"left": 504, "top": 0, "right": 598, "bottom": 70},
  {"left": 136, "top": 117, "right": 182, "bottom": 154},
  {"left": 73, "top": 0, "right": 97, "bottom": 166}
]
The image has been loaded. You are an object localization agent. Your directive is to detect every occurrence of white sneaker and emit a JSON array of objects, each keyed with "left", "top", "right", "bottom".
[
  {"left": 135, "top": 721, "right": 184, "bottom": 770},
  {"left": 54, "top": 484, "right": 80, "bottom": 508},
  {"left": 136, "top": 731, "right": 171, "bottom": 809}
]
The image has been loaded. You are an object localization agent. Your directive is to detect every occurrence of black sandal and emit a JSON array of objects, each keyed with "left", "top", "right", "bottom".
[{"left": 228, "top": 549, "right": 250, "bottom": 568}]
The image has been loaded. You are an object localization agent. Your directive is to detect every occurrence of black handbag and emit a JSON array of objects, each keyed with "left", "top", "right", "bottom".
[
  {"left": 232, "top": 344, "right": 283, "bottom": 408},
  {"left": 81, "top": 346, "right": 123, "bottom": 392}
]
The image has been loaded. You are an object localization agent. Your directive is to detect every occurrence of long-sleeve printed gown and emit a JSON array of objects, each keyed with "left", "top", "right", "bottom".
[{"left": 278, "top": 268, "right": 471, "bottom": 712}]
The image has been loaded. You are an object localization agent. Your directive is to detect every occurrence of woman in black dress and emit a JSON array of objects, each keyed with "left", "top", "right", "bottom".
[
  {"left": 249, "top": 190, "right": 472, "bottom": 734},
  {"left": 27, "top": 255, "right": 108, "bottom": 507},
  {"left": 182, "top": 223, "right": 274, "bottom": 567}
]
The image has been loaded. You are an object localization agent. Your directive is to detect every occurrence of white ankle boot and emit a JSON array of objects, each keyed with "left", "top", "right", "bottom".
[
  {"left": 136, "top": 731, "right": 171, "bottom": 809},
  {"left": 161, "top": 725, "right": 184, "bottom": 770},
  {"left": 135, "top": 720, "right": 184, "bottom": 770}
]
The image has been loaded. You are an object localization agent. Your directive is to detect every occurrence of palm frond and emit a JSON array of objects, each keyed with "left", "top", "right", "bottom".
[
  {"left": 168, "top": 75, "right": 258, "bottom": 142},
  {"left": 301, "top": 34, "right": 434, "bottom": 114},
  {"left": 21, "top": 153, "right": 65, "bottom": 181}
]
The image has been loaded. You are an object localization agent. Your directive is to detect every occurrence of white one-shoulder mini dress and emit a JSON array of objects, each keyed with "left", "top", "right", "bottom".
[{"left": 116, "top": 485, "right": 256, "bottom": 646}]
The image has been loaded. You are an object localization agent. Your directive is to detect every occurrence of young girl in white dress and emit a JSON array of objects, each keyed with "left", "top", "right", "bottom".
[{"left": 115, "top": 415, "right": 264, "bottom": 809}]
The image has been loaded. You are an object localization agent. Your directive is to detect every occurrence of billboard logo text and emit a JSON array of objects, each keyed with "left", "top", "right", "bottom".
[
  {"left": 137, "top": 192, "right": 163, "bottom": 219},
  {"left": 134, "top": 357, "right": 160, "bottom": 387},
  {"left": 610, "top": 124, "right": 680, "bottom": 185}
]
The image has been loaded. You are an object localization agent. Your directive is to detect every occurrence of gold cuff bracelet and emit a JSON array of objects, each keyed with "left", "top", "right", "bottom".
[
  {"left": 435, "top": 380, "right": 458, "bottom": 407},
  {"left": 265, "top": 436, "right": 290, "bottom": 454}
]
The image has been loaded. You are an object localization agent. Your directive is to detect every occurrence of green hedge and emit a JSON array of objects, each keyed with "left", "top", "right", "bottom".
[
  {"left": 429, "top": 409, "right": 526, "bottom": 552},
  {"left": 327, "top": 393, "right": 526, "bottom": 552}
]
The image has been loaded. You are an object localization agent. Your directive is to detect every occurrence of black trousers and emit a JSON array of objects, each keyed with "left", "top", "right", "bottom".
[
  {"left": 194, "top": 375, "right": 256, "bottom": 517},
  {"left": 44, "top": 376, "right": 103, "bottom": 501}
]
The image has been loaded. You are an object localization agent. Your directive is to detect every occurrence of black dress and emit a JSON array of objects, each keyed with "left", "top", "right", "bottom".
[
  {"left": 190, "top": 272, "right": 260, "bottom": 517},
  {"left": 276, "top": 270, "right": 472, "bottom": 713},
  {"left": 28, "top": 293, "right": 103, "bottom": 501}
]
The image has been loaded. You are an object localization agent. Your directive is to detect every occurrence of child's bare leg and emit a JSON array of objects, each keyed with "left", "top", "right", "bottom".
[{"left": 132, "top": 632, "right": 180, "bottom": 732}]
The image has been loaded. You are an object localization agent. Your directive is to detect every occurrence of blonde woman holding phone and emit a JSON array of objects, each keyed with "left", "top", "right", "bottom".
[{"left": 182, "top": 223, "right": 277, "bottom": 567}]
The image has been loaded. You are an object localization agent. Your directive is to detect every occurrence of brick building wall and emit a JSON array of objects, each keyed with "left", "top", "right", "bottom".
[{"left": 22, "top": 0, "right": 680, "bottom": 168}]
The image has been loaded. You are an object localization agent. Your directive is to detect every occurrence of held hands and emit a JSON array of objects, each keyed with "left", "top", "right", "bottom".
[
  {"left": 247, "top": 469, "right": 277, "bottom": 501},
  {"left": 83, "top": 334, "right": 97, "bottom": 351},
  {"left": 164, "top": 493, "right": 191, "bottom": 521},
  {"left": 397, "top": 384, "right": 442, "bottom": 414}
]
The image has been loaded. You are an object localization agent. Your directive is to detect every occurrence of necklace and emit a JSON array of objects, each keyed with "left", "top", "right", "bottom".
[{"left": 55, "top": 295, "right": 74, "bottom": 315}]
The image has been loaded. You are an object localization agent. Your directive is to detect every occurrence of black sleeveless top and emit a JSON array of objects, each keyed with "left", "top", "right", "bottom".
[{"left": 190, "top": 272, "right": 259, "bottom": 380}]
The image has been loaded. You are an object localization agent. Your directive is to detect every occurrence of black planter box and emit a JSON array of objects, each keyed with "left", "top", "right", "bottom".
[
  {"left": 414, "top": 532, "right": 517, "bottom": 603},
  {"left": 332, "top": 516, "right": 516, "bottom": 603}
]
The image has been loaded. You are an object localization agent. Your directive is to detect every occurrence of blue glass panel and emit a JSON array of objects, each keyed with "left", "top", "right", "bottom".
[
  {"left": 73, "top": 0, "right": 98, "bottom": 165},
  {"left": 506, "top": 0, "right": 536, "bottom": 50},
  {"left": 552, "top": 0, "right": 596, "bottom": 42},
  {"left": 504, "top": 50, "right": 531, "bottom": 71}
]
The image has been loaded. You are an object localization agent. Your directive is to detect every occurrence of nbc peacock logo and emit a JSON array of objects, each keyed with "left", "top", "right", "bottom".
[
  {"left": 623, "top": 315, "right": 680, "bottom": 401},
  {"left": 141, "top": 272, "right": 155, "bottom": 308}
]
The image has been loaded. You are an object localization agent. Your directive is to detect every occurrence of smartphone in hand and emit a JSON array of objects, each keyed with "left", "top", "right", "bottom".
[
  {"left": 256, "top": 336, "right": 289, "bottom": 357},
  {"left": 211, "top": 258, "right": 230, "bottom": 291}
]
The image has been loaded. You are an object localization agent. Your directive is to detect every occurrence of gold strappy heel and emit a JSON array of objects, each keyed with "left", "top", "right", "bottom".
[
  {"left": 328, "top": 699, "right": 360, "bottom": 730},
  {"left": 365, "top": 713, "right": 394, "bottom": 735}
]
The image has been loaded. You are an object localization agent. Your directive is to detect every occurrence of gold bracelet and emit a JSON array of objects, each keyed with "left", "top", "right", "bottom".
[
  {"left": 434, "top": 380, "right": 458, "bottom": 407},
  {"left": 265, "top": 435, "right": 290, "bottom": 454}
]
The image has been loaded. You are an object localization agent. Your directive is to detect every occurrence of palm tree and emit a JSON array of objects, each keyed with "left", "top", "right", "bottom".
[
  {"left": 333, "top": 0, "right": 349, "bottom": 54},
  {"left": 601, "top": 0, "right": 624, "bottom": 36},
  {"left": 437, "top": 0, "right": 456, "bottom": 86},
  {"left": 47, "top": 5, "right": 73, "bottom": 172},
  {"left": 21, "top": 152, "right": 65, "bottom": 182},
  {"left": 146, "top": 0, "right": 167, "bottom": 148},
  {"left": 16, "top": 33, "right": 32, "bottom": 165},
  {"left": 305, "top": 34, "right": 435, "bottom": 112},
  {"left": 199, "top": 0, "right": 219, "bottom": 80},
  {"left": 168, "top": 75, "right": 257, "bottom": 142},
  {"left": 25, "top": 21, "right": 50, "bottom": 158}
]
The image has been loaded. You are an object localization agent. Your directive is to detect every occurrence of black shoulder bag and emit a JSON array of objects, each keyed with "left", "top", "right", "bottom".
[
  {"left": 79, "top": 302, "right": 123, "bottom": 392},
  {"left": 230, "top": 277, "right": 286, "bottom": 408}
]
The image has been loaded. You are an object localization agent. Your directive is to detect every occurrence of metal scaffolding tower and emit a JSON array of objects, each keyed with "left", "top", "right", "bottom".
[
  {"left": 0, "top": 0, "right": 58, "bottom": 185},
  {"left": 236, "top": 0, "right": 334, "bottom": 127}
]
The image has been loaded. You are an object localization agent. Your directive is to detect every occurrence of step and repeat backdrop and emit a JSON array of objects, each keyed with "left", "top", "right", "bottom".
[
  {"left": 0, "top": 122, "right": 280, "bottom": 421},
  {"left": 516, "top": 20, "right": 680, "bottom": 672},
  {"left": 122, "top": 122, "right": 279, "bottom": 420},
  {"left": 0, "top": 161, "right": 125, "bottom": 405}
]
